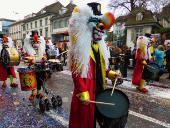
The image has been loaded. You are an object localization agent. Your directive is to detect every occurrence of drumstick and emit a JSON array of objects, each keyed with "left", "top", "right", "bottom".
[
  {"left": 89, "top": 100, "right": 115, "bottom": 106},
  {"left": 146, "top": 64, "right": 156, "bottom": 70},
  {"left": 57, "top": 50, "right": 68, "bottom": 57},
  {"left": 110, "top": 78, "right": 118, "bottom": 96}
]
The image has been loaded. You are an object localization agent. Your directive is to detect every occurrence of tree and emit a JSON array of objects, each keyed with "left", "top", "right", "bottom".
[{"left": 109, "top": 0, "right": 170, "bottom": 14}]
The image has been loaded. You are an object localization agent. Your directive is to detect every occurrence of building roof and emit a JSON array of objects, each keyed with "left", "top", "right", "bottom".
[
  {"left": 9, "top": 20, "right": 24, "bottom": 27},
  {"left": 125, "top": 7, "right": 161, "bottom": 27},
  {"left": 116, "top": 15, "right": 129, "bottom": 23},
  {"left": 0, "top": 18, "right": 16, "bottom": 22},
  {"left": 22, "top": 1, "right": 63, "bottom": 23},
  {"left": 50, "top": 3, "right": 75, "bottom": 21},
  {"left": 160, "top": 3, "right": 170, "bottom": 22}
]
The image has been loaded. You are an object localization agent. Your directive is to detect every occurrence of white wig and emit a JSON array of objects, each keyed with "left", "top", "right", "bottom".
[{"left": 136, "top": 36, "right": 150, "bottom": 60}]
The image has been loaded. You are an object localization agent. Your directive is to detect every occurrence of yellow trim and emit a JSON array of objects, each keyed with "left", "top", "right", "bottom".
[
  {"left": 76, "top": 91, "right": 90, "bottom": 101},
  {"left": 90, "top": 43, "right": 107, "bottom": 89},
  {"left": 90, "top": 47, "right": 96, "bottom": 62},
  {"left": 142, "top": 60, "right": 147, "bottom": 65}
]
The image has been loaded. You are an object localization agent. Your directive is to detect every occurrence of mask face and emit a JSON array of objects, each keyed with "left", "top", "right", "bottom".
[
  {"left": 88, "top": 17, "right": 104, "bottom": 41},
  {"left": 31, "top": 33, "right": 40, "bottom": 49}
]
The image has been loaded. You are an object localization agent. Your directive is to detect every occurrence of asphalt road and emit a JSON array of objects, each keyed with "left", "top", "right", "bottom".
[{"left": 0, "top": 67, "right": 170, "bottom": 128}]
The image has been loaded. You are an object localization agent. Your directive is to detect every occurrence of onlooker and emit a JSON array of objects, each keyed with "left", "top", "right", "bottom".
[
  {"left": 154, "top": 45, "right": 165, "bottom": 68},
  {"left": 165, "top": 43, "right": 170, "bottom": 79}
]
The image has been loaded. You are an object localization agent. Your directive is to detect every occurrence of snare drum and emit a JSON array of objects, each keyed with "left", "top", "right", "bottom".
[
  {"left": 17, "top": 67, "right": 37, "bottom": 91},
  {"left": 34, "top": 62, "right": 50, "bottom": 72},
  {"left": 1, "top": 48, "right": 20, "bottom": 66},
  {"left": 96, "top": 88, "right": 129, "bottom": 127},
  {"left": 48, "top": 59, "right": 63, "bottom": 72}
]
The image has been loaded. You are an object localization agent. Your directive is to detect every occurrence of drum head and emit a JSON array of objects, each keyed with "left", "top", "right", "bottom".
[{"left": 96, "top": 89, "right": 129, "bottom": 119}]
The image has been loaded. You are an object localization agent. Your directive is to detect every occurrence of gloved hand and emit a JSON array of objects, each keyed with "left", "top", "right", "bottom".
[
  {"left": 76, "top": 91, "right": 90, "bottom": 103},
  {"left": 142, "top": 60, "right": 147, "bottom": 65},
  {"left": 107, "top": 70, "right": 121, "bottom": 80}
]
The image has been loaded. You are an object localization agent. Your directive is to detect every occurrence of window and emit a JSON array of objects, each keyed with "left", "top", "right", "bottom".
[
  {"left": 45, "top": 18, "right": 48, "bottom": 26},
  {"left": 31, "top": 22, "right": 32, "bottom": 29},
  {"left": 136, "top": 13, "right": 143, "bottom": 21},
  {"left": 35, "top": 21, "right": 37, "bottom": 28},
  {"left": 40, "top": 19, "right": 42, "bottom": 27},
  {"left": 135, "top": 27, "right": 143, "bottom": 38},
  {"left": 23, "top": 25, "right": 26, "bottom": 31},
  {"left": 45, "top": 27, "right": 48, "bottom": 37},
  {"left": 27, "top": 24, "right": 28, "bottom": 30},
  {"left": 59, "top": 20, "right": 65, "bottom": 28},
  {"left": 39, "top": 29, "right": 42, "bottom": 36}
]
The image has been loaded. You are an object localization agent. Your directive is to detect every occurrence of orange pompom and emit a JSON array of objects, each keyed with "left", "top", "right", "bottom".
[
  {"left": 3, "top": 36, "right": 8, "bottom": 43},
  {"left": 101, "top": 12, "right": 115, "bottom": 30}
]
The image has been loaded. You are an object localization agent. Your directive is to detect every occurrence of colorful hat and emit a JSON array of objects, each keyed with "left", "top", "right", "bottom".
[
  {"left": 101, "top": 12, "right": 115, "bottom": 29},
  {"left": 87, "top": 2, "right": 101, "bottom": 15}
]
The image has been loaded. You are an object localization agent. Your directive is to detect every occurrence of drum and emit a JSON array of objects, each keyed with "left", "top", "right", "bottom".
[
  {"left": 1, "top": 48, "right": 20, "bottom": 66},
  {"left": 48, "top": 59, "right": 63, "bottom": 72},
  {"left": 96, "top": 88, "right": 129, "bottom": 127},
  {"left": 34, "top": 62, "right": 50, "bottom": 72},
  {"left": 47, "top": 49, "right": 57, "bottom": 59},
  {"left": 142, "top": 63, "right": 160, "bottom": 81},
  {"left": 17, "top": 67, "right": 37, "bottom": 91}
]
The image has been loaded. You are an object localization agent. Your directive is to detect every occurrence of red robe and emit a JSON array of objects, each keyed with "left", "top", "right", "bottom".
[
  {"left": 69, "top": 57, "right": 96, "bottom": 128},
  {"left": 0, "top": 63, "right": 16, "bottom": 81},
  {"left": 132, "top": 49, "right": 145, "bottom": 86},
  {"left": 69, "top": 45, "right": 110, "bottom": 128}
]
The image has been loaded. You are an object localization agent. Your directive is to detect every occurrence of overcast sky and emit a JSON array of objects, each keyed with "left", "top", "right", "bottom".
[{"left": 0, "top": 0, "right": 112, "bottom": 21}]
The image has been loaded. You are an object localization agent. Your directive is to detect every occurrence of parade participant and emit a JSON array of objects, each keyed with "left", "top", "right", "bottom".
[
  {"left": 68, "top": 3, "right": 120, "bottom": 128},
  {"left": 45, "top": 37, "right": 59, "bottom": 59},
  {"left": 23, "top": 31, "right": 47, "bottom": 100},
  {"left": 165, "top": 43, "right": 170, "bottom": 79},
  {"left": 132, "top": 36, "right": 149, "bottom": 93},
  {"left": 0, "top": 34, "right": 18, "bottom": 88},
  {"left": 154, "top": 45, "right": 165, "bottom": 68},
  {"left": 148, "top": 37, "right": 157, "bottom": 62}
]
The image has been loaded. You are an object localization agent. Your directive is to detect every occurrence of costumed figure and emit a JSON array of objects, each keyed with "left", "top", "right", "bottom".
[
  {"left": 45, "top": 37, "right": 59, "bottom": 59},
  {"left": 148, "top": 36, "right": 157, "bottom": 62},
  {"left": 68, "top": 3, "right": 122, "bottom": 128},
  {"left": 0, "top": 34, "right": 18, "bottom": 88},
  {"left": 132, "top": 36, "right": 149, "bottom": 93},
  {"left": 23, "top": 31, "right": 47, "bottom": 101},
  {"left": 154, "top": 45, "right": 165, "bottom": 68}
]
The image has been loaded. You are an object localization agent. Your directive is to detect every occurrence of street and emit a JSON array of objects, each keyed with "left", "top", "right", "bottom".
[{"left": 0, "top": 65, "right": 170, "bottom": 128}]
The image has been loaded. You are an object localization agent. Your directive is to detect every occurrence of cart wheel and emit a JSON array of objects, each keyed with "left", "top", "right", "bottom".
[
  {"left": 39, "top": 98, "right": 46, "bottom": 113},
  {"left": 56, "top": 95, "right": 62, "bottom": 107},
  {"left": 51, "top": 96, "right": 58, "bottom": 109},
  {"left": 44, "top": 98, "right": 51, "bottom": 111}
]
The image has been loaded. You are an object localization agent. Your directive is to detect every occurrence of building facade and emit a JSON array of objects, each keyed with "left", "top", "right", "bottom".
[
  {"left": 0, "top": 18, "right": 16, "bottom": 35},
  {"left": 125, "top": 8, "right": 162, "bottom": 48},
  {"left": 9, "top": 20, "right": 23, "bottom": 48},
  {"left": 51, "top": 3, "right": 75, "bottom": 50}
]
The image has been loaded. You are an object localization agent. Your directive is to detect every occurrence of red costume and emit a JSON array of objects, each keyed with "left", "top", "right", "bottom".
[
  {"left": 0, "top": 35, "right": 18, "bottom": 88},
  {"left": 132, "top": 36, "right": 149, "bottom": 93},
  {"left": 132, "top": 49, "right": 145, "bottom": 85},
  {"left": 0, "top": 64, "right": 16, "bottom": 81},
  {"left": 68, "top": 3, "right": 117, "bottom": 128}
]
